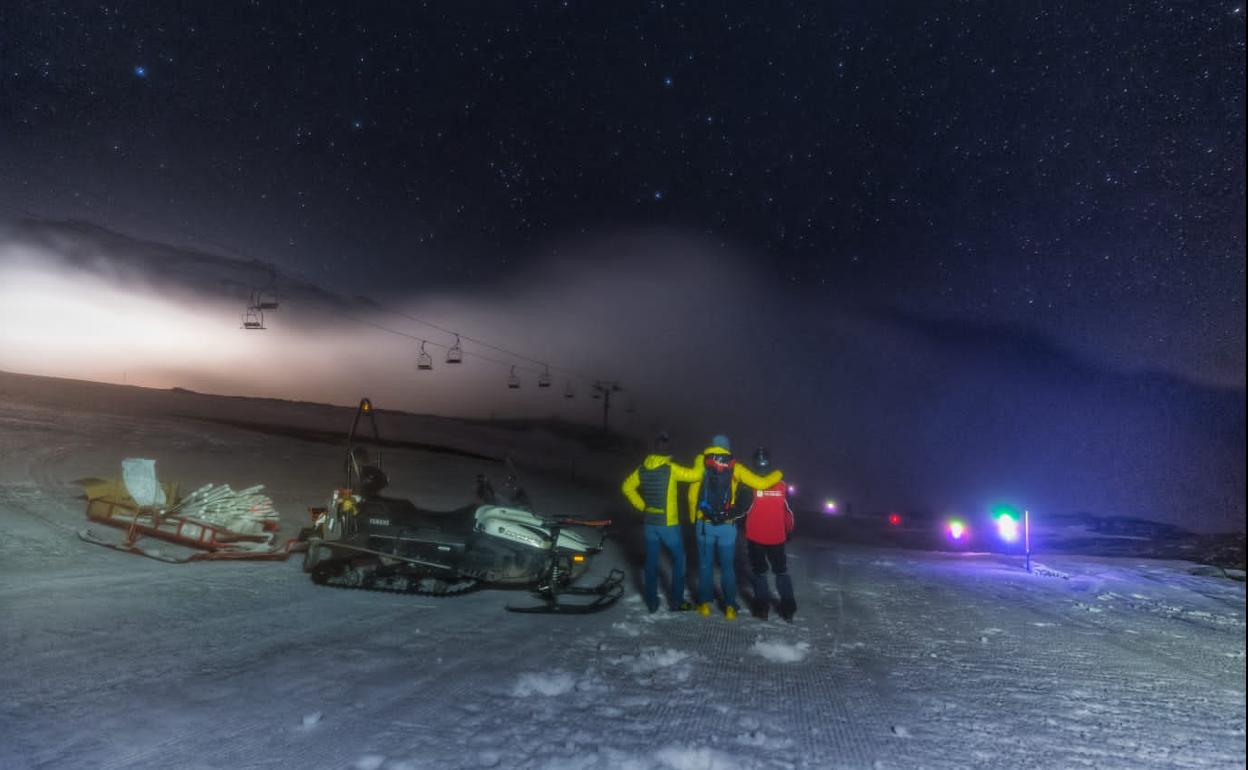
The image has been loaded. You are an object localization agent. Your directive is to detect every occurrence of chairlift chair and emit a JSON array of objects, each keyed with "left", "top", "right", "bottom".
[
  {"left": 446, "top": 335, "right": 464, "bottom": 364},
  {"left": 507, "top": 366, "right": 521, "bottom": 389},
  {"left": 241, "top": 306, "right": 265, "bottom": 330},
  {"left": 563, "top": 380, "right": 575, "bottom": 399},
  {"left": 538, "top": 366, "right": 552, "bottom": 388},
  {"left": 417, "top": 341, "right": 434, "bottom": 370}
]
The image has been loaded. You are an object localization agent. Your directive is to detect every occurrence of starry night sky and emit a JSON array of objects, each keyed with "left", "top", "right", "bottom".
[
  {"left": 1, "top": 3, "right": 1246, "bottom": 529},
  {"left": 3, "top": 2, "right": 1244, "bottom": 388}
]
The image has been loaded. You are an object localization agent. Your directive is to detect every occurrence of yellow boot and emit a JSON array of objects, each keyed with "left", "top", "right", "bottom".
[
  {"left": 724, "top": 606, "right": 738, "bottom": 621},
  {"left": 696, "top": 602, "right": 712, "bottom": 617}
]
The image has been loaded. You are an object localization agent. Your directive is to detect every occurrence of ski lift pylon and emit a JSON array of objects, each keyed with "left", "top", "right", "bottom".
[
  {"left": 507, "top": 366, "right": 521, "bottom": 389},
  {"left": 446, "top": 335, "right": 464, "bottom": 364},
  {"left": 417, "top": 341, "right": 433, "bottom": 371},
  {"left": 538, "top": 366, "right": 552, "bottom": 388}
]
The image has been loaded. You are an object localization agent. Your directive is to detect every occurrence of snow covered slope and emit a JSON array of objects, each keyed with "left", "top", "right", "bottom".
[{"left": 0, "top": 388, "right": 1243, "bottom": 769}]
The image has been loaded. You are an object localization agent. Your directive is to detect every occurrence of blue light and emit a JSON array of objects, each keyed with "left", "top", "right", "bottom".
[{"left": 133, "top": 65, "right": 147, "bottom": 78}]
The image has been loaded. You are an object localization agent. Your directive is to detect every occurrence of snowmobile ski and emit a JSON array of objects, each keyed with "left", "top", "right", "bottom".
[{"left": 505, "top": 568, "right": 625, "bottom": 614}]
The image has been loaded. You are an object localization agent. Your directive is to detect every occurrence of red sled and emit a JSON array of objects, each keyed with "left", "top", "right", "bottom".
[{"left": 78, "top": 496, "right": 304, "bottom": 563}]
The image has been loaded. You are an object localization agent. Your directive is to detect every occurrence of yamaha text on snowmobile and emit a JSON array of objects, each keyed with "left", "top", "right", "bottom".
[{"left": 299, "top": 398, "right": 624, "bottom": 613}]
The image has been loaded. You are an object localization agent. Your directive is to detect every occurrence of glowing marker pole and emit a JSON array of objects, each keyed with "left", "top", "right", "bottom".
[{"left": 1024, "top": 509, "right": 1032, "bottom": 573}]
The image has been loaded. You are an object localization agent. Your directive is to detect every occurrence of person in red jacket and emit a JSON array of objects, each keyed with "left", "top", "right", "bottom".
[{"left": 742, "top": 446, "right": 797, "bottom": 621}]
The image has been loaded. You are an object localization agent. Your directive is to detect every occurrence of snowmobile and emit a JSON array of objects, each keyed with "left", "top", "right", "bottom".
[{"left": 299, "top": 398, "right": 624, "bottom": 613}]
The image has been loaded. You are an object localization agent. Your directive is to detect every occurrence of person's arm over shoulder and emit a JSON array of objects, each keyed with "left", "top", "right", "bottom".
[
  {"left": 686, "top": 455, "right": 703, "bottom": 520},
  {"left": 735, "top": 463, "right": 782, "bottom": 491},
  {"left": 668, "top": 459, "right": 703, "bottom": 483},
  {"left": 621, "top": 468, "right": 645, "bottom": 511}
]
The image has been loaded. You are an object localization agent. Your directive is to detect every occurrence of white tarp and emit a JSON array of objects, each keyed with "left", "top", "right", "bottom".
[{"left": 121, "top": 458, "right": 166, "bottom": 507}]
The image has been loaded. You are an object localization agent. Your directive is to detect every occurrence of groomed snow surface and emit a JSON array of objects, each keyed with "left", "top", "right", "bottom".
[{"left": 0, "top": 392, "right": 1244, "bottom": 770}]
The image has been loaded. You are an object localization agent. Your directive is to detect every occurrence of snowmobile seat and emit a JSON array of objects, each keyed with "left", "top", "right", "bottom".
[
  {"left": 410, "top": 503, "right": 480, "bottom": 536},
  {"left": 359, "top": 497, "right": 479, "bottom": 537}
]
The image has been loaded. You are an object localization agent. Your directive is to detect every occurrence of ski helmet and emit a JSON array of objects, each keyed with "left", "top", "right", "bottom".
[{"left": 751, "top": 446, "right": 771, "bottom": 472}]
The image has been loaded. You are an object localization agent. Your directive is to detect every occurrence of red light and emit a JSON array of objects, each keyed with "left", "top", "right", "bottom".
[{"left": 887, "top": 513, "right": 902, "bottom": 527}]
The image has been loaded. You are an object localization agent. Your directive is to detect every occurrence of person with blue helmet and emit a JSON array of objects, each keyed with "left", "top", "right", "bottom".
[{"left": 686, "top": 434, "right": 783, "bottom": 619}]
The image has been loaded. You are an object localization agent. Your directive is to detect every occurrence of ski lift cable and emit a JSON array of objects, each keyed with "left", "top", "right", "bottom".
[
  {"left": 291, "top": 292, "right": 612, "bottom": 387},
  {"left": 280, "top": 294, "right": 539, "bottom": 371},
  {"left": 283, "top": 297, "right": 643, "bottom": 411},
  {"left": 23, "top": 205, "right": 624, "bottom": 398},
  {"left": 154, "top": 219, "right": 611, "bottom": 386},
  {"left": 289, "top": 298, "right": 546, "bottom": 374},
  {"left": 376, "top": 305, "right": 604, "bottom": 385},
  {"left": 257, "top": 273, "right": 605, "bottom": 385}
]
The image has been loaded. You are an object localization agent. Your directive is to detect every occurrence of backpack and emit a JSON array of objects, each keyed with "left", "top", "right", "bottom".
[{"left": 698, "top": 454, "right": 736, "bottom": 524}]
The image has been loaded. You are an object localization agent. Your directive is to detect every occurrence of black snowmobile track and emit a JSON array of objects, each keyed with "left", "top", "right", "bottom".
[{"left": 310, "top": 564, "right": 481, "bottom": 597}]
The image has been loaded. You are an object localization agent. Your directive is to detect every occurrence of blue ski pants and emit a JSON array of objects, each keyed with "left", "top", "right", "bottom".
[
  {"left": 696, "top": 521, "right": 738, "bottom": 607},
  {"left": 643, "top": 523, "right": 687, "bottom": 608}
]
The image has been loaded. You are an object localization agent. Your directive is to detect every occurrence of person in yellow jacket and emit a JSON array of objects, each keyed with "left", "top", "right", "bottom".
[
  {"left": 687, "top": 434, "right": 782, "bottom": 619},
  {"left": 621, "top": 432, "right": 703, "bottom": 612}
]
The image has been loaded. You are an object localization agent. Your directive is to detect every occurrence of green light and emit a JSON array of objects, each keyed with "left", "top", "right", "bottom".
[{"left": 992, "top": 505, "right": 1020, "bottom": 522}]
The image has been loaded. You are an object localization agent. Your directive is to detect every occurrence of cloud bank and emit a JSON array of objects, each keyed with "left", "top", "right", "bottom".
[{"left": 1, "top": 218, "right": 1242, "bottom": 531}]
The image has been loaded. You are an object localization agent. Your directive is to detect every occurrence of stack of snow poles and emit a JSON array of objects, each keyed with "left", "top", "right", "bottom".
[{"left": 78, "top": 463, "right": 302, "bottom": 563}]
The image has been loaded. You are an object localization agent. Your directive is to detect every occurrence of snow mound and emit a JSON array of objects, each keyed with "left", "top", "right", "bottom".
[
  {"left": 541, "top": 745, "right": 744, "bottom": 770},
  {"left": 750, "top": 639, "right": 811, "bottom": 663},
  {"left": 612, "top": 621, "right": 642, "bottom": 637},
  {"left": 652, "top": 746, "right": 744, "bottom": 769},
  {"left": 1030, "top": 562, "right": 1071, "bottom": 579},
  {"left": 624, "top": 647, "right": 690, "bottom": 673},
  {"left": 734, "top": 728, "right": 793, "bottom": 750},
  {"left": 512, "top": 671, "right": 577, "bottom": 697},
  {"left": 353, "top": 756, "right": 386, "bottom": 770},
  {"left": 607, "top": 647, "right": 696, "bottom": 683}
]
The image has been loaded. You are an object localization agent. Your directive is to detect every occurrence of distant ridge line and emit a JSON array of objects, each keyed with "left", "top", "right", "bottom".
[{"left": 174, "top": 414, "right": 500, "bottom": 462}]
